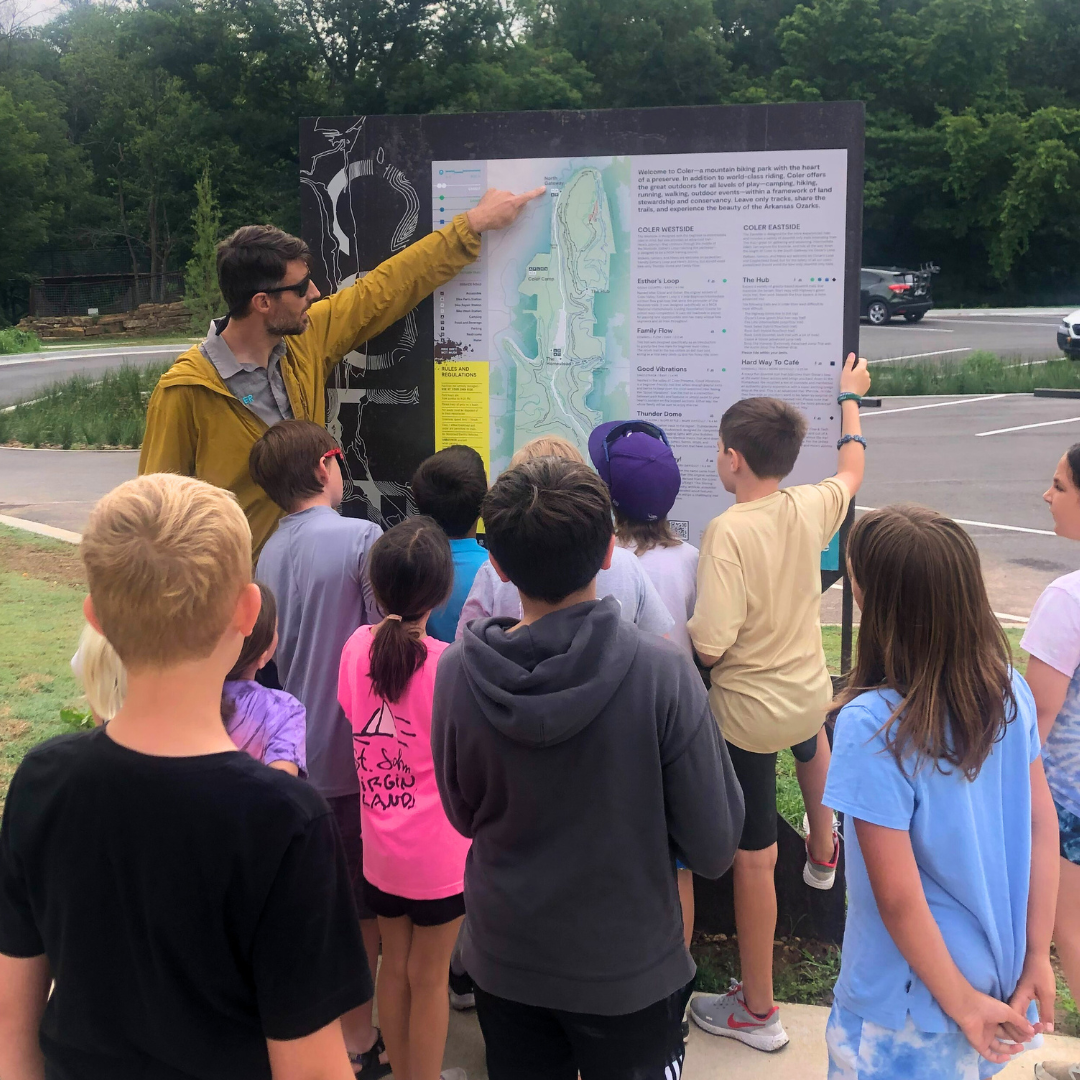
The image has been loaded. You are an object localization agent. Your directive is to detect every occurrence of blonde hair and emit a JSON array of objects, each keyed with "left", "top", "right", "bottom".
[
  {"left": 508, "top": 435, "right": 585, "bottom": 469},
  {"left": 74, "top": 624, "right": 126, "bottom": 721},
  {"left": 80, "top": 474, "right": 252, "bottom": 670}
]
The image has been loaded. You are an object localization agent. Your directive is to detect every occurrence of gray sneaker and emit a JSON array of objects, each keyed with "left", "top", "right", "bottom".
[
  {"left": 1035, "top": 1065, "right": 1080, "bottom": 1080},
  {"left": 803, "top": 815, "right": 841, "bottom": 891},
  {"left": 688, "top": 982, "right": 789, "bottom": 1052}
]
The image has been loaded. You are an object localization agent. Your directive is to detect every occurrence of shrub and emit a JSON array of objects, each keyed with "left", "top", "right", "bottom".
[{"left": 0, "top": 328, "right": 41, "bottom": 355}]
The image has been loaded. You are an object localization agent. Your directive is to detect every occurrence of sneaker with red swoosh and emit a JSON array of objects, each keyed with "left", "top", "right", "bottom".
[{"left": 688, "top": 981, "right": 789, "bottom": 1052}]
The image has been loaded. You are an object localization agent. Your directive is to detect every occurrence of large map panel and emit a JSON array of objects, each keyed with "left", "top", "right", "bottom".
[{"left": 299, "top": 104, "right": 864, "bottom": 543}]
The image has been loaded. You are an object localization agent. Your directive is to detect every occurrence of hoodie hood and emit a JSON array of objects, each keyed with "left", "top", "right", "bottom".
[{"left": 459, "top": 597, "right": 637, "bottom": 747}]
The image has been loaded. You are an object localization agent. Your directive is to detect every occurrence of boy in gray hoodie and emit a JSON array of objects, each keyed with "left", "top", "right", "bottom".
[{"left": 431, "top": 457, "right": 744, "bottom": 1080}]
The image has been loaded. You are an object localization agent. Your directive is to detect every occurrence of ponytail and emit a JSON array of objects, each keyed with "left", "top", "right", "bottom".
[
  {"left": 369, "top": 617, "right": 429, "bottom": 703},
  {"left": 366, "top": 517, "right": 454, "bottom": 703}
]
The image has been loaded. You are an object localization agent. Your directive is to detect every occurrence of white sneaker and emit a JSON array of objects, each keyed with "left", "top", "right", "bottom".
[
  {"left": 440, "top": 1069, "right": 468, "bottom": 1080},
  {"left": 1035, "top": 1064, "right": 1080, "bottom": 1080},
  {"left": 802, "top": 813, "right": 841, "bottom": 890},
  {"left": 688, "top": 982, "right": 790, "bottom": 1052}
]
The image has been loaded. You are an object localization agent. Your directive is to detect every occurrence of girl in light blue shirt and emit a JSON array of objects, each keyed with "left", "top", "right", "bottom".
[{"left": 823, "top": 504, "right": 1059, "bottom": 1080}]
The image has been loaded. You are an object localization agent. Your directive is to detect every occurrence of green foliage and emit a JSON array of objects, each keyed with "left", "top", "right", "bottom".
[
  {"left": 0, "top": 328, "right": 41, "bottom": 354},
  {"left": 184, "top": 164, "right": 224, "bottom": 331},
  {"left": 0, "top": 362, "right": 169, "bottom": 448},
  {"left": 60, "top": 706, "right": 94, "bottom": 730},
  {"left": 0, "top": 0, "right": 1077, "bottom": 305}
]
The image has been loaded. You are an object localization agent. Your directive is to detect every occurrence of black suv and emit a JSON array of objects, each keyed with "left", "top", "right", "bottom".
[{"left": 860, "top": 266, "right": 934, "bottom": 325}]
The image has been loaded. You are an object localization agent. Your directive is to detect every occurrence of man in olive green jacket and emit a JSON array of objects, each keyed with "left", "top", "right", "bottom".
[{"left": 139, "top": 187, "right": 542, "bottom": 555}]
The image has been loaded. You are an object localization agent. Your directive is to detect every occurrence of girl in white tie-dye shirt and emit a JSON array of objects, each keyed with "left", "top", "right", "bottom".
[{"left": 1021, "top": 444, "right": 1080, "bottom": 1080}]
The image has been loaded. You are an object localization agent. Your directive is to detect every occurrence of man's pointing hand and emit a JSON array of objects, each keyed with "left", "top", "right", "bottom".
[{"left": 466, "top": 186, "right": 547, "bottom": 234}]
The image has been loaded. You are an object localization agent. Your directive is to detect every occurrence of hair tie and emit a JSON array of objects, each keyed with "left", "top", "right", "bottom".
[{"left": 385, "top": 614, "right": 403, "bottom": 622}]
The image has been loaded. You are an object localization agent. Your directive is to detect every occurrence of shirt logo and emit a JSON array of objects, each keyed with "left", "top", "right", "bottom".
[{"left": 241, "top": 394, "right": 255, "bottom": 405}]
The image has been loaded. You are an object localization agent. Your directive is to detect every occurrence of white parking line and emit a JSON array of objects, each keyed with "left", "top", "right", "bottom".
[
  {"left": 934, "top": 319, "right": 1064, "bottom": 329},
  {"left": 861, "top": 394, "right": 1006, "bottom": 416},
  {"left": 871, "top": 326, "right": 954, "bottom": 333},
  {"left": 975, "top": 416, "right": 1080, "bottom": 437},
  {"left": 855, "top": 505, "right": 1056, "bottom": 536},
  {"left": 868, "top": 348, "right": 972, "bottom": 365}
]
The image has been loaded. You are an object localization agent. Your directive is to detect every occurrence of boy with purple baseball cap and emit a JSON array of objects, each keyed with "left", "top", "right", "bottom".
[{"left": 589, "top": 420, "right": 701, "bottom": 969}]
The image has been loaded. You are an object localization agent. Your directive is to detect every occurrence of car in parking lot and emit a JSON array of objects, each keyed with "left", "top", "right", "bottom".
[
  {"left": 1059, "top": 310, "right": 1080, "bottom": 357},
  {"left": 861, "top": 266, "right": 934, "bottom": 325}
]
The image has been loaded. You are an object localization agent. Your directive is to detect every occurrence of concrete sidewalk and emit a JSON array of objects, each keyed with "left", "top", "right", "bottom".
[{"left": 442, "top": 1000, "right": 1080, "bottom": 1078}]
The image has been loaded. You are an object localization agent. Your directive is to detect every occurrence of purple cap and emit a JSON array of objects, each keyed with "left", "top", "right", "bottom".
[{"left": 588, "top": 421, "right": 682, "bottom": 522}]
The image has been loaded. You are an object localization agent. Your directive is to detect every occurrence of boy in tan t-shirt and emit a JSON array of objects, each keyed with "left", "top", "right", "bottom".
[{"left": 687, "top": 352, "right": 870, "bottom": 1052}]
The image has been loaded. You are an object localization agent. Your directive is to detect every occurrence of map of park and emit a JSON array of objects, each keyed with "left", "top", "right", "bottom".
[{"left": 499, "top": 166, "right": 618, "bottom": 452}]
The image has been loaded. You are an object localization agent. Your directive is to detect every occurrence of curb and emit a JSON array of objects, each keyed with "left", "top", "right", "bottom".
[{"left": 0, "top": 514, "right": 80, "bottom": 545}]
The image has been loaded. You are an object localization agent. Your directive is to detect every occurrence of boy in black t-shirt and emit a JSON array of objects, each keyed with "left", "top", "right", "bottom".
[{"left": 0, "top": 474, "right": 372, "bottom": 1080}]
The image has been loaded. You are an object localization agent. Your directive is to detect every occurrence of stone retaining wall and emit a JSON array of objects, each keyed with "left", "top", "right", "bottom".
[{"left": 18, "top": 301, "right": 192, "bottom": 340}]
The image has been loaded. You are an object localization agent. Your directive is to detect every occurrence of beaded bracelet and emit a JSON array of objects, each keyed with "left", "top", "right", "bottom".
[
  {"left": 837, "top": 434, "right": 867, "bottom": 450},
  {"left": 837, "top": 392, "right": 863, "bottom": 405}
]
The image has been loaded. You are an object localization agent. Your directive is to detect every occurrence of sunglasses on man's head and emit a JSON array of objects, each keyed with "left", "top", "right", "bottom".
[{"left": 261, "top": 273, "right": 312, "bottom": 299}]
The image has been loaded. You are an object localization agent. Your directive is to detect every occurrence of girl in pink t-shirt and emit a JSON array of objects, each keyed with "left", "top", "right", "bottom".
[{"left": 338, "top": 516, "right": 470, "bottom": 1080}]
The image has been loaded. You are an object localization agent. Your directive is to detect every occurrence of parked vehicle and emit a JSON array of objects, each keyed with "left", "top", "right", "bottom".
[
  {"left": 860, "top": 266, "right": 935, "bottom": 325},
  {"left": 1059, "top": 310, "right": 1080, "bottom": 358}
]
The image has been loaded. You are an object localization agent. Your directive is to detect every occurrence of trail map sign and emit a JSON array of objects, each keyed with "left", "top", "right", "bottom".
[{"left": 300, "top": 103, "right": 864, "bottom": 542}]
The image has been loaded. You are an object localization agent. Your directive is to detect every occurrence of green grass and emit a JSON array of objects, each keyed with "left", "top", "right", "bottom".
[
  {"left": 0, "top": 327, "right": 42, "bottom": 354},
  {"left": 0, "top": 361, "right": 170, "bottom": 448},
  {"left": 0, "top": 526, "right": 87, "bottom": 808},
  {"left": 874, "top": 350, "right": 1080, "bottom": 396}
]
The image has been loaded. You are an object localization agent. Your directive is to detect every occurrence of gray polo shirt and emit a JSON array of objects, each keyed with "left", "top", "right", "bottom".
[{"left": 200, "top": 318, "right": 293, "bottom": 427}]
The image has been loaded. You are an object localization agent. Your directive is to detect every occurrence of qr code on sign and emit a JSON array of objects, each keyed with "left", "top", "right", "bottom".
[{"left": 670, "top": 520, "right": 690, "bottom": 541}]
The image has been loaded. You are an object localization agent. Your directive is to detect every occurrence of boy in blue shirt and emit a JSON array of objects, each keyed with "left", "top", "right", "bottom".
[{"left": 412, "top": 445, "right": 489, "bottom": 643}]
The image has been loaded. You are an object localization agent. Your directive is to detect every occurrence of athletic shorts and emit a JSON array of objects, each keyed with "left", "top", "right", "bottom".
[
  {"left": 1056, "top": 796, "right": 1080, "bottom": 866},
  {"left": 475, "top": 979, "right": 693, "bottom": 1080},
  {"left": 726, "top": 732, "right": 820, "bottom": 852},
  {"left": 326, "top": 793, "right": 376, "bottom": 920},
  {"left": 362, "top": 879, "right": 466, "bottom": 927},
  {"left": 826, "top": 1001, "right": 1037, "bottom": 1079}
]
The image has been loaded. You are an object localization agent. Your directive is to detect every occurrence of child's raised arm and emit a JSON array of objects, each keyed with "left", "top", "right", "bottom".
[
  {"left": 835, "top": 352, "right": 870, "bottom": 497},
  {"left": 854, "top": 819, "right": 1034, "bottom": 1063},
  {"left": 1008, "top": 756, "right": 1060, "bottom": 1034}
]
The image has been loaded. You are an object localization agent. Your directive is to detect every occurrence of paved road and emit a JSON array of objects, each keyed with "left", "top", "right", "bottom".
[
  {"left": 859, "top": 311, "right": 1067, "bottom": 364},
  {"left": 0, "top": 343, "right": 191, "bottom": 405}
]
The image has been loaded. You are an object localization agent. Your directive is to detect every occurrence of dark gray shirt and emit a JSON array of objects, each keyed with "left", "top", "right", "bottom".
[
  {"left": 432, "top": 598, "right": 744, "bottom": 1015},
  {"left": 200, "top": 318, "right": 293, "bottom": 427}
]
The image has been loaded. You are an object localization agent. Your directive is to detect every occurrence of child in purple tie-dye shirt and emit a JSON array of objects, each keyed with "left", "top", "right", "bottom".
[{"left": 222, "top": 581, "right": 307, "bottom": 776}]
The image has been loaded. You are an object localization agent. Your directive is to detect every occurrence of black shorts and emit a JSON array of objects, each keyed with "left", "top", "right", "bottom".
[
  {"left": 362, "top": 879, "right": 465, "bottom": 927},
  {"left": 326, "top": 793, "right": 376, "bottom": 920},
  {"left": 475, "top": 980, "right": 693, "bottom": 1080},
  {"left": 727, "top": 732, "right": 820, "bottom": 852}
]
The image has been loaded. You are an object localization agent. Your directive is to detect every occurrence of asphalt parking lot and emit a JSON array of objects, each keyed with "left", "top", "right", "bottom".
[
  {"left": 859, "top": 311, "right": 1067, "bottom": 365},
  {"left": 817, "top": 391, "right": 1080, "bottom": 624}
]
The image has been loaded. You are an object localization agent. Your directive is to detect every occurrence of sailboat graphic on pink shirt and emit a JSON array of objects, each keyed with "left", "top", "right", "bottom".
[{"left": 359, "top": 702, "right": 399, "bottom": 738}]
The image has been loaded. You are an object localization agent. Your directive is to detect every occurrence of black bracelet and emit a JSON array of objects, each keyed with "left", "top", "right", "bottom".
[{"left": 837, "top": 434, "right": 867, "bottom": 450}]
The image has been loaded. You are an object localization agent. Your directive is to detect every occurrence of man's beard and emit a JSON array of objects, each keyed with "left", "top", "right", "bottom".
[{"left": 267, "top": 313, "right": 308, "bottom": 336}]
